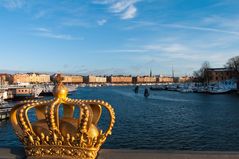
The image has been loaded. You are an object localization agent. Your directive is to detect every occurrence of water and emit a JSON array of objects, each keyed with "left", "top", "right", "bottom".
[{"left": 1, "top": 86, "right": 239, "bottom": 151}]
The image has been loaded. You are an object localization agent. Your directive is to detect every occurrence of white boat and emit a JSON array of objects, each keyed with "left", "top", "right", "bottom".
[
  {"left": 0, "top": 100, "right": 12, "bottom": 120},
  {"left": 179, "top": 88, "right": 194, "bottom": 93},
  {"left": 196, "top": 87, "right": 208, "bottom": 93},
  {"left": 32, "top": 85, "right": 43, "bottom": 98},
  {"left": 0, "top": 99, "right": 11, "bottom": 108},
  {"left": 167, "top": 84, "right": 178, "bottom": 91},
  {"left": 66, "top": 84, "right": 78, "bottom": 92},
  {"left": 208, "top": 88, "right": 232, "bottom": 94}
]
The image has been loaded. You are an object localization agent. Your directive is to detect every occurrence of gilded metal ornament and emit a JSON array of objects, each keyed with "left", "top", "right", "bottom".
[{"left": 10, "top": 74, "right": 115, "bottom": 159}]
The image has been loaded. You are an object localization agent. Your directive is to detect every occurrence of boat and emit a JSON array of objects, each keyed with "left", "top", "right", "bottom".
[
  {"left": 32, "top": 85, "right": 43, "bottom": 98},
  {"left": 144, "top": 88, "right": 150, "bottom": 97},
  {"left": 134, "top": 86, "right": 139, "bottom": 93},
  {"left": 150, "top": 85, "right": 167, "bottom": 91},
  {"left": 39, "top": 84, "right": 54, "bottom": 96},
  {"left": 195, "top": 87, "right": 208, "bottom": 93},
  {"left": 6, "top": 85, "right": 43, "bottom": 100},
  {"left": 66, "top": 84, "right": 78, "bottom": 94},
  {"left": 178, "top": 88, "right": 194, "bottom": 93},
  {"left": 0, "top": 100, "right": 12, "bottom": 120},
  {"left": 208, "top": 88, "right": 233, "bottom": 94},
  {"left": 39, "top": 84, "right": 78, "bottom": 96},
  {"left": 167, "top": 84, "right": 178, "bottom": 91}
]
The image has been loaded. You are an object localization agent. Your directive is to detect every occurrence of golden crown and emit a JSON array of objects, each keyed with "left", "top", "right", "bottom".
[{"left": 10, "top": 74, "right": 115, "bottom": 159}]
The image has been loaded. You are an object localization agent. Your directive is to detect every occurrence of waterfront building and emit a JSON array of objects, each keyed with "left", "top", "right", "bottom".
[
  {"left": 133, "top": 76, "right": 157, "bottom": 83},
  {"left": 62, "top": 75, "right": 83, "bottom": 84},
  {"left": 29, "top": 73, "right": 50, "bottom": 83},
  {"left": 158, "top": 76, "right": 174, "bottom": 83},
  {"left": 107, "top": 75, "right": 132, "bottom": 83},
  {"left": 179, "top": 76, "right": 192, "bottom": 83},
  {"left": 7, "top": 87, "right": 34, "bottom": 100},
  {"left": 12, "top": 73, "right": 50, "bottom": 84},
  {"left": 84, "top": 75, "right": 107, "bottom": 84},
  {"left": 12, "top": 74, "right": 29, "bottom": 84},
  {"left": 206, "top": 68, "right": 239, "bottom": 83}
]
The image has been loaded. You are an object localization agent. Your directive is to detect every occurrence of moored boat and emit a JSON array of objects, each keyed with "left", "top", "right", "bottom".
[
  {"left": 150, "top": 85, "right": 167, "bottom": 91},
  {"left": 134, "top": 86, "right": 139, "bottom": 93},
  {"left": 208, "top": 87, "right": 233, "bottom": 94},
  {"left": 144, "top": 88, "right": 150, "bottom": 97}
]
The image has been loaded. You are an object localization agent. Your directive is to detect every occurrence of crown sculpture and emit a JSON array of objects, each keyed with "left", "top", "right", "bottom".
[{"left": 10, "top": 74, "right": 115, "bottom": 159}]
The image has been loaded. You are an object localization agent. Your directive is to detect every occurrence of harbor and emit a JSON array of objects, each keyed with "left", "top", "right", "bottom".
[
  {"left": 1, "top": 0, "right": 239, "bottom": 158},
  {"left": 1, "top": 86, "right": 239, "bottom": 150}
]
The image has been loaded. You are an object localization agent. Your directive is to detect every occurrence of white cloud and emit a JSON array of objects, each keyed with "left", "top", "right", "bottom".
[
  {"left": 97, "top": 19, "right": 107, "bottom": 26},
  {"left": 94, "top": 0, "right": 139, "bottom": 20},
  {"left": 124, "top": 20, "right": 239, "bottom": 36},
  {"left": 144, "top": 43, "right": 188, "bottom": 53},
  {"left": 0, "top": 0, "right": 25, "bottom": 10},
  {"left": 33, "top": 27, "right": 83, "bottom": 40},
  {"left": 34, "top": 27, "right": 49, "bottom": 32},
  {"left": 161, "top": 24, "right": 239, "bottom": 36},
  {"left": 121, "top": 5, "right": 137, "bottom": 20},
  {"left": 110, "top": 0, "right": 135, "bottom": 13}
]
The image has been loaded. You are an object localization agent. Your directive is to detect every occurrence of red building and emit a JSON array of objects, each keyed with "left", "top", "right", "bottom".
[{"left": 206, "top": 68, "right": 239, "bottom": 82}]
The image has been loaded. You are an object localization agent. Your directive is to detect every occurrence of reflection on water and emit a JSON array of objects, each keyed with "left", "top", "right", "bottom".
[{"left": 1, "top": 86, "right": 239, "bottom": 150}]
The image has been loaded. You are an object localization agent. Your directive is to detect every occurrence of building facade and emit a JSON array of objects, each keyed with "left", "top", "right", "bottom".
[
  {"left": 179, "top": 76, "right": 192, "bottom": 83},
  {"left": 107, "top": 76, "right": 132, "bottom": 83},
  {"left": 158, "top": 76, "right": 174, "bottom": 83},
  {"left": 84, "top": 75, "right": 107, "bottom": 84},
  {"left": 12, "top": 73, "right": 51, "bottom": 84},
  {"left": 206, "top": 68, "right": 239, "bottom": 83},
  {"left": 62, "top": 75, "right": 83, "bottom": 84},
  {"left": 133, "top": 76, "right": 157, "bottom": 83}
]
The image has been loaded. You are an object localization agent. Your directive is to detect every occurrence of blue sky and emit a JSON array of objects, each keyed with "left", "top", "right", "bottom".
[{"left": 0, "top": 0, "right": 239, "bottom": 76}]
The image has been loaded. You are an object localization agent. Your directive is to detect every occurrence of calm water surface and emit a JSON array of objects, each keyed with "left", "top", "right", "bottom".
[{"left": 1, "top": 86, "right": 239, "bottom": 150}]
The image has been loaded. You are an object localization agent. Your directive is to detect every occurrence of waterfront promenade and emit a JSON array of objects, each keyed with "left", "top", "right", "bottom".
[{"left": 2, "top": 147, "right": 239, "bottom": 159}]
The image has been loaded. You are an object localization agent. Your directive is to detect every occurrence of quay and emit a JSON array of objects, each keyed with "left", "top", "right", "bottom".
[{"left": 1, "top": 148, "right": 239, "bottom": 159}]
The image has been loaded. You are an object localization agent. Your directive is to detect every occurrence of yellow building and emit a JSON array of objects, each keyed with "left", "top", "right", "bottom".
[
  {"left": 133, "top": 76, "right": 157, "bottom": 83},
  {"left": 84, "top": 75, "right": 107, "bottom": 84},
  {"left": 12, "top": 74, "right": 29, "bottom": 84},
  {"left": 179, "top": 76, "right": 192, "bottom": 83},
  {"left": 12, "top": 73, "right": 50, "bottom": 84},
  {"left": 107, "top": 76, "right": 132, "bottom": 83},
  {"left": 158, "top": 76, "right": 174, "bottom": 83},
  {"left": 62, "top": 75, "right": 83, "bottom": 84}
]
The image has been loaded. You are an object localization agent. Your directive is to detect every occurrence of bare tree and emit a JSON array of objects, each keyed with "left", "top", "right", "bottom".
[
  {"left": 225, "top": 56, "right": 239, "bottom": 71},
  {"left": 193, "top": 61, "right": 210, "bottom": 83}
]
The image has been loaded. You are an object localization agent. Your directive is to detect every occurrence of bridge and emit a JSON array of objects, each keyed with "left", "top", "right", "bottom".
[{"left": 1, "top": 147, "right": 239, "bottom": 159}]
